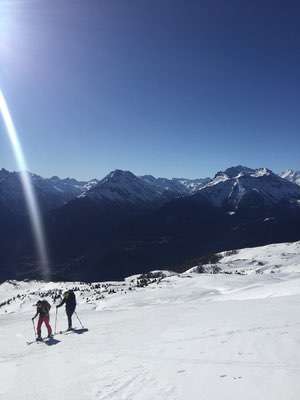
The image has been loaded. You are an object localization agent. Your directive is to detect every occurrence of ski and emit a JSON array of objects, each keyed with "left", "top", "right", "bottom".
[
  {"left": 55, "top": 327, "right": 88, "bottom": 336},
  {"left": 55, "top": 329, "right": 73, "bottom": 335},
  {"left": 27, "top": 336, "right": 58, "bottom": 345},
  {"left": 26, "top": 338, "right": 46, "bottom": 345}
]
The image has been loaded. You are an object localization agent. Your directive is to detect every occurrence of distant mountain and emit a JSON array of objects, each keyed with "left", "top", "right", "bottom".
[
  {"left": 1, "top": 165, "right": 300, "bottom": 282},
  {"left": 198, "top": 166, "right": 300, "bottom": 211},
  {"left": 45, "top": 176, "right": 98, "bottom": 199},
  {"left": 173, "top": 177, "right": 211, "bottom": 192},
  {"left": 0, "top": 168, "right": 209, "bottom": 216},
  {"left": 280, "top": 169, "right": 300, "bottom": 186},
  {"left": 0, "top": 168, "right": 97, "bottom": 215},
  {"left": 84, "top": 166, "right": 300, "bottom": 281},
  {"left": 46, "top": 170, "right": 193, "bottom": 271},
  {"left": 79, "top": 170, "right": 181, "bottom": 206},
  {"left": 140, "top": 175, "right": 211, "bottom": 195},
  {"left": 78, "top": 170, "right": 211, "bottom": 206}
]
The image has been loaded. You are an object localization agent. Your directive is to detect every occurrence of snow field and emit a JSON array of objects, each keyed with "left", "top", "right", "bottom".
[{"left": 1, "top": 241, "right": 300, "bottom": 399}]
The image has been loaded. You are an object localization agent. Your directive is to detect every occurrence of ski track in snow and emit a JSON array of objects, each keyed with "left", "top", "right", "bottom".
[{"left": 1, "top": 241, "right": 300, "bottom": 399}]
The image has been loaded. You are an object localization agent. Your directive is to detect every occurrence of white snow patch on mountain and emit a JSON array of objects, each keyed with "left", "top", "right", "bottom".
[{"left": 281, "top": 169, "right": 300, "bottom": 186}]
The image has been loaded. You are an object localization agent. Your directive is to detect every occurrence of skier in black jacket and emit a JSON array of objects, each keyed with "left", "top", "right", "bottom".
[{"left": 56, "top": 290, "right": 76, "bottom": 331}]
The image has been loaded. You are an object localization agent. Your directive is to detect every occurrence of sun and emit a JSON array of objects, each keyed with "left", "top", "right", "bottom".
[{"left": 0, "top": 1, "right": 17, "bottom": 55}]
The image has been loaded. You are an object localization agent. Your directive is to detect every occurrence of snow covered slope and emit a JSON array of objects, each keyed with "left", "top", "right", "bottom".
[
  {"left": 1, "top": 241, "right": 300, "bottom": 399},
  {"left": 187, "top": 240, "right": 300, "bottom": 276},
  {"left": 281, "top": 169, "right": 300, "bottom": 186}
]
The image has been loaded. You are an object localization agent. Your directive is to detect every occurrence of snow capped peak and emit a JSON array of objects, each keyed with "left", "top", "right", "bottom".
[
  {"left": 214, "top": 166, "right": 255, "bottom": 179},
  {"left": 213, "top": 166, "right": 275, "bottom": 181},
  {"left": 280, "top": 169, "right": 300, "bottom": 186},
  {"left": 81, "top": 169, "right": 166, "bottom": 205},
  {"left": 281, "top": 169, "right": 294, "bottom": 179},
  {"left": 198, "top": 166, "right": 300, "bottom": 209},
  {"left": 251, "top": 167, "right": 273, "bottom": 177}
]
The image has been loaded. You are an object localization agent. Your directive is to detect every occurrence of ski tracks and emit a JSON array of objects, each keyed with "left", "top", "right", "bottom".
[{"left": 94, "top": 362, "right": 176, "bottom": 400}]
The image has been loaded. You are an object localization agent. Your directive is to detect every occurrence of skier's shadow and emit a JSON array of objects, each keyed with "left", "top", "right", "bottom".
[
  {"left": 44, "top": 338, "right": 61, "bottom": 346},
  {"left": 72, "top": 328, "right": 89, "bottom": 335}
]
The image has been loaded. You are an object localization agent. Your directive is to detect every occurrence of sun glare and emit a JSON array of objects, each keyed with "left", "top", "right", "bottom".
[{"left": 0, "top": 89, "right": 50, "bottom": 280}]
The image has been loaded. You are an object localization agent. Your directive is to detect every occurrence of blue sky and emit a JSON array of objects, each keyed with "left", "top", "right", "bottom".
[{"left": 1, "top": 0, "right": 300, "bottom": 180}]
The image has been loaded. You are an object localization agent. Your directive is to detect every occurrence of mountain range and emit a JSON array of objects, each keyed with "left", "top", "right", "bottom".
[{"left": 0, "top": 166, "right": 300, "bottom": 281}]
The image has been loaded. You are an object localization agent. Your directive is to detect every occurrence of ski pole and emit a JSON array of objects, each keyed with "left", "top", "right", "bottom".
[
  {"left": 32, "top": 319, "right": 37, "bottom": 339},
  {"left": 54, "top": 307, "right": 58, "bottom": 334},
  {"left": 74, "top": 311, "right": 84, "bottom": 329}
]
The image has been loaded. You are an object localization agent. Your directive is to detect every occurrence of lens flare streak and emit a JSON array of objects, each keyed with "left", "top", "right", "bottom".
[{"left": 0, "top": 89, "right": 50, "bottom": 279}]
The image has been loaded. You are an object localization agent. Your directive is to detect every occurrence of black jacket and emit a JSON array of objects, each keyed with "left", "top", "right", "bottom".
[{"left": 57, "top": 290, "right": 76, "bottom": 312}]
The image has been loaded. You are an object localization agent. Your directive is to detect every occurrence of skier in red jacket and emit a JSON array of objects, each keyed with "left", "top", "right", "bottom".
[{"left": 32, "top": 300, "right": 53, "bottom": 341}]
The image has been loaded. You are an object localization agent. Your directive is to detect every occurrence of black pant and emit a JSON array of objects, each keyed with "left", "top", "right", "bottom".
[{"left": 66, "top": 308, "right": 75, "bottom": 329}]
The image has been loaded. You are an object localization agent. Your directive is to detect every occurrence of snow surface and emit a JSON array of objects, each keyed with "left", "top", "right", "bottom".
[{"left": 1, "top": 241, "right": 300, "bottom": 399}]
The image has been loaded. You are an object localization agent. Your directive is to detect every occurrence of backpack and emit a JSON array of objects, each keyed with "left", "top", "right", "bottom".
[{"left": 39, "top": 300, "right": 51, "bottom": 314}]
